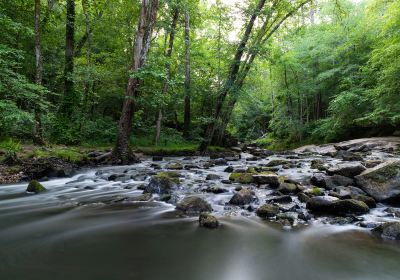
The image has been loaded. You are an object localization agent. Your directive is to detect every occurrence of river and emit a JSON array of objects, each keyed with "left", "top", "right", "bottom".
[{"left": 1, "top": 155, "right": 400, "bottom": 280}]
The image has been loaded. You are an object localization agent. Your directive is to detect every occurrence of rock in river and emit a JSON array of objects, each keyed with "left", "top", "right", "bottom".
[
  {"left": 229, "top": 188, "right": 255, "bottom": 205},
  {"left": 145, "top": 173, "right": 179, "bottom": 194},
  {"left": 26, "top": 180, "right": 47, "bottom": 193},
  {"left": 199, "top": 213, "right": 219, "bottom": 229},
  {"left": 252, "top": 174, "right": 280, "bottom": 187},
  {"left": 176, "top": 196, "right": 212, "bottom": 214},
  {"left": 372, "top": 222, "right": 400, "bottom": 240},
  {"left": 306, "top": 196, "right": 369, "bottom": 216},
  {"left": 327, "top": 162, "right": 366, "bottom": 178},
  {"left": 355, "top": 160, "right": 400, "bottom": 202},
  {"left": 256, "top": 204, "right": 279, "bottom": 218}
]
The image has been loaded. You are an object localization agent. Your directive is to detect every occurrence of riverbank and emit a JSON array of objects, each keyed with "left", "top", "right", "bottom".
[{"left": 0, "top": 143, "right": 232, "bottom": 184}]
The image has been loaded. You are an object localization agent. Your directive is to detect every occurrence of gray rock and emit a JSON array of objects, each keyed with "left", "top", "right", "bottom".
[
  {"left": 203, "top": 186, "right": 228, "bottom": 194},
  {"left": 206, "top": 174, "right": 221, "bottom": 180},
  {"left": 267, "top": 195, "right": 292, "bottom": 204},
  {"left": 166, "top": 162, "right": 184, "bottom": 170},
  {"left": 252, "top": 174, "right": 280, "bottom": 187},
  {"left": 145, "top": 173, "right": 179, "bottom": 194},
  {"left": 229, "top": 188, "right": 255, "bottom": 205},
  {"left": 214, "top": 158, "right": 228, "bottom": 166},
  {"left": 224, "top": 166, "right": 234, "bottom": 173},
  {"left": 372, "top": 222, "right": 400, "bottom": 240},
  {"left": 278, "top": 182, "right": 300, "bottom": 194},
  {"left": 176, "top": 196, "right": 212, "bottom": 214},
  {"left": 327, "top": 162, "right": 366, "bottom": 178},
  {"left": 306, "top": 196, "right": 369, "bottom": 216},
  {"left": 297, "top": 192, "right": 310, "bottom": 203},
  {"left": 199, "top": 213, "right": 219, "bottom": 229},
  {"left": 256, "top": 204, "right": 279, "bottom": 218},
  {"left": 355, "top": 160, "right": 400, "bottom": 202}
]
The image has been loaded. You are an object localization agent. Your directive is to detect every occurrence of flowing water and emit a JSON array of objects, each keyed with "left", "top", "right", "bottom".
[{"left": 1, "top": 156, "right": 400, "bottom": 280}]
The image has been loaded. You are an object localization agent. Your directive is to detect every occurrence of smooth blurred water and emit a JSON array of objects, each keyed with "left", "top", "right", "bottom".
[{"left": 1, "top": 166, "right": 400, "bottom": 280}]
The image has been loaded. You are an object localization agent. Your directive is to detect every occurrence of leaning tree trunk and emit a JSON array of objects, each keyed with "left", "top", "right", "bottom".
[
  {"left": 199, "top": 0, "right": 311, "bottom": 152},
  {"left": 154, "top": 8, "right": 179, "bottom": 145},
  {"left": 198, "top": 0, "right": 267, "bottom": 152},
  {"left": 33, "top": 0, "right": 45, "bottom": 145},
  {"left": 113, "top": 0, "right": 159, "bottom": 164},
  {"left": 61, "top": 0, "right": 75, "bottom": 117},
  {"left": 183, "top": 9, "right": 191, "bottom": 139}
]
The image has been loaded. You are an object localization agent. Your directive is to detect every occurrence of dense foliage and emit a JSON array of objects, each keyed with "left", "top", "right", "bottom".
[
  {"left": 233, "top": 0, "right": 400, "bottom": 147},
  {"left": 0, "top": 0, "right": 399, "bottom": 150}
]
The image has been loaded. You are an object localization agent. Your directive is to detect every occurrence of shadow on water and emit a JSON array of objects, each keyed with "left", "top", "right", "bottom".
[{"left": 1, "top": 168, "right": 400, "bottom": 280}]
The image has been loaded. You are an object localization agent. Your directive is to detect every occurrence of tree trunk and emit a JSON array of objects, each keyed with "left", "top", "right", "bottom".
[
  {"left": 113, "top": 0, "right": 159, "bottom": 164},
  {"left": 183, "top": 9, "right": 191, "bottom": 139},
  {"left": 198, "top": 0, "right": 311, "bottom": 152},
  {"left": 62, "top": 0, "right": 75, "bottom": 117},
  {"left": 154, "top": 8, "right": 179, "bottom": 145},
  {"left": 33, "top": 0, "right": 45, "bottom": 145},
  {"left": 199, "top": 0, "right": 267, "bottom": 152},
  {"left": 82, "top": 0, "right": 92, "bottom": 117}
]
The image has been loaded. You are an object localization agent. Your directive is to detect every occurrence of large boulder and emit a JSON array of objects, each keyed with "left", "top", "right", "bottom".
[
  {"left": 306, "top": 196, "right": 369, "bottom": 216},
  {"left": 26, "top": 180, "right": 47, "bottom": 193},
  {"left": 256, "top": 204, "right": 279, "bottom": 218},
  {"left": 176, "top": 196, "right": 212, "bottom": 214},
  {"left": 327, "top": 162, "right": 366, "bottom": 178},
  {"left": 372, "top": 222, "right": 400, "bottom": 240},
  {"left": 252, "top": 174, "right": 280, "bottom": 187},
  {"left": 355, "top": 160, "right": 400, "bottom": 202},
  {"left": 145, "top": 173, "right": 179, "bottom": 194},
  {"left": 229, "top": 188, "right": 255, "bottom": 205}
]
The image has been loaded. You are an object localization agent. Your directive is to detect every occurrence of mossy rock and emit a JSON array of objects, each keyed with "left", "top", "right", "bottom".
[
  {"left": 145, "top": 173, "right": 179, "bottom": 194},
  {"left": 199, "top": 213, "right": 219, "bottom": 229},
  {"left": 266, "top": 159, "right": 291, "bottom": 167},
  {"left": 166, "top": 162, "right": 184, "bottom": 170},
  {"left": 311, "top": 159, "right": 328, "bottom": 171},
  {"left": 256, "top": 204, "right": 279, "bottom": 218},
  {"left": 229, "top": 172, "right": 254, "bottom": 184},
  {"left": 176, "top": 196, "right": 212, "bottom": 214},
  {"left": 26, "top": 180, "right": 47, "bottom": 193}
]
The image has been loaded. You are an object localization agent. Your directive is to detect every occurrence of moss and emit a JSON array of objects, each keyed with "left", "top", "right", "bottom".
[
  {"left": 166, "top": 162, "right": 184, "bottom": 170},
  {"left": 363, "top": 162, "right": 400, "bottom": 183},
  {"left": 311, "top": 187, "right": 323, "bottom": 196},
  {"left": 26, "top": 180, "right": 47, "bottom": 193},
  {"left": 156, "top": 172, "right": 180, "bottom": 184},
  {"left": 229, "top": 173, "right": 254, "bottom": 184},
  {"left": 199, "top": 213, "right": 219, "bottom": 228},
  {"left": 266, "top": 159, "right": 291, "bottom": 167}
]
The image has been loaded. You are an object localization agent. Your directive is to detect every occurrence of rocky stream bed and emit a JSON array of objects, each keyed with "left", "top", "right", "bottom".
[{"left": 2, "top": 137, "right": 400, "bottom": 279}]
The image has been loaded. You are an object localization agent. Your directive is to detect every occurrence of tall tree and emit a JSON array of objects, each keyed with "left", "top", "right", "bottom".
[
  {"left": 33, "top": 0, "right": 45, "bottom": 145},
  {"left": 62, "top": 0, "right": 76, "bottom": 116},
  {"left": 113, "top": 0, "right": 159, "bottom": 163},
  {"left": 154, "top": 7, "right": 179, "bottom": 145},
  {"left": 199, "top": 0, "right": 312, "bottom": 152},
  {"left": 183, "top": 8, "right": 191, "bottom": 139}
]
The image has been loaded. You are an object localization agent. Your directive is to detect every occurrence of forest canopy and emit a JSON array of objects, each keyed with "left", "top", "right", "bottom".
[{"left": 0, "top": 0, "right": 399, "bottom": 156}]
